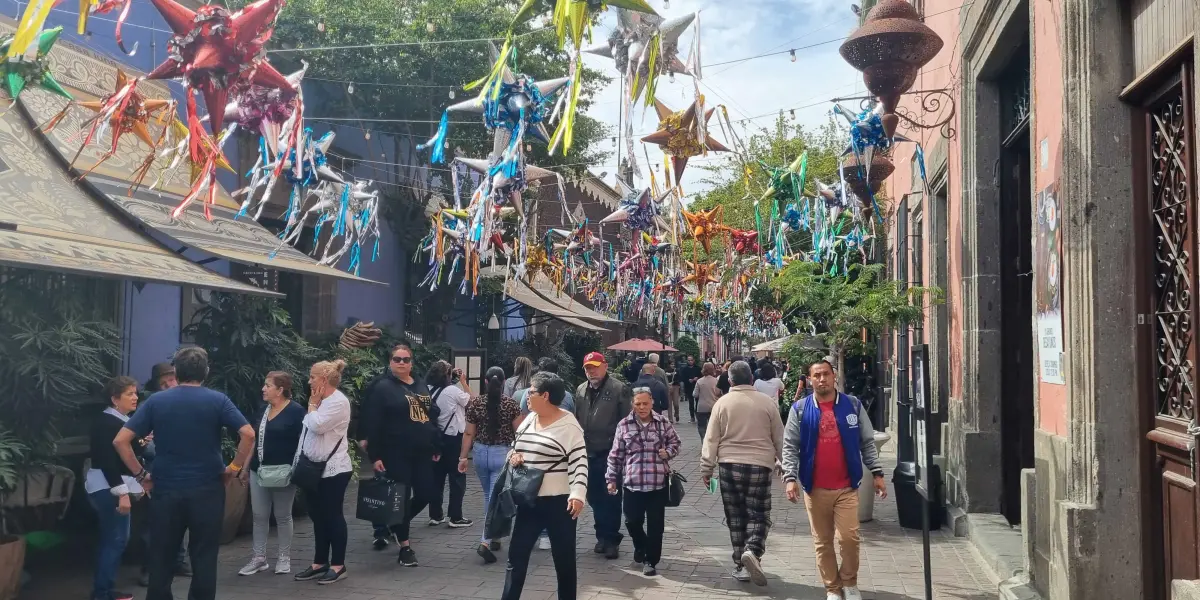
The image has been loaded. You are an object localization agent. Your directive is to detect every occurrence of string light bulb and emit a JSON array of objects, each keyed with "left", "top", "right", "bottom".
[
  {"left": 426, "top": 22, "right": 436, "bottom": 33},
  {"left": 448, "top": 89, "right": 456, "bottom": 99},
  {"left": 444, "top": 141, "right": 450, "bottom": 149},
  {"left": 364, "top": 130, "right": 371, "bottom": 140},
  {"left": 317, "top": 22, "right": 325, "bottom": 32},
  {"left": 668, "top": 71, "right": 675, "bottom": 83},
  {"left": 664, "top": 0, "right": 670, "bottom": 7},
  {"left": 790, "top": 49, "right": 797, "bottom": 62},
  {"left": 347, "top": 82, "right": 355, "bottom": 94}
]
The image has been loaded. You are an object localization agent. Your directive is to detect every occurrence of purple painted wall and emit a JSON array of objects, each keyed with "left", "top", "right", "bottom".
[
  {"left": 124, "top": 282, "right": 181, "bottom": 380},
  {"left": 333, "top": 220, "right": 406, "bottom": 330}
]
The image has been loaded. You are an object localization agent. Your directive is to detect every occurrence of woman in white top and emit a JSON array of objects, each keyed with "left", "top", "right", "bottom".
[
  {"left": 292, "top": 360, "right": 352, "bottom": 585},
  {"left": 429, "top": 360, "right": 474, "bottom": 526},
  {"left": 503, "top": 372, "right": 588, "bottom": 600},
  {"left": 753, "top": 362, "right": 785, "bottom": 403}
]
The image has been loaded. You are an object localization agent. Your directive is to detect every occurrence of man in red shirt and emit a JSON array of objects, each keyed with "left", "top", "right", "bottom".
[{"left": 780, "top": 360, "right": 886, "bottom": 600}]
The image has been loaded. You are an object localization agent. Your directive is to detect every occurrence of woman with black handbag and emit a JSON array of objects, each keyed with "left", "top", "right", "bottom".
[
  {"left": 292, "top": 360, "right": 352, "bottom": 585},
  {"left": 605, "top": 388, "right": 682, "bottom": 576},
  {"left": 503, "top": 372, "right": 588, "bottom": 600},
  {"left": 361, "top": 344, "right": 444, "bottom": 568}
]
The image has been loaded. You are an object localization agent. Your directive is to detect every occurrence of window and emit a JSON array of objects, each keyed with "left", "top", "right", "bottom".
[
  {"left": 999, "top": 42, "right": 1031, "bottom": 144},
  {"left": 911, "top": 202, "right": 925, "bottom": 345}
]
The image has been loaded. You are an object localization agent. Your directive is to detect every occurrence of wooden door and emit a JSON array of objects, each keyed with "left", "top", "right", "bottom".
[{"left": 1141, "top": 63, "right": 1200, "bottom": 593}]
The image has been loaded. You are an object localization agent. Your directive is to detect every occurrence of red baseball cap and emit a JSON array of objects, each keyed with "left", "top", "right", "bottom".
[{"left": 583, "top": 352, "right": 607, "bottom": 367}]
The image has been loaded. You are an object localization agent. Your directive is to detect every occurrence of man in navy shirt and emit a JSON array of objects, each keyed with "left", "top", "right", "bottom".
[{"left": 115, "top": 347, "right": 254, "bottom": 600}]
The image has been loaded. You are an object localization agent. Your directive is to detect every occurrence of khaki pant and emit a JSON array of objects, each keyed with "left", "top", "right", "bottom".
[
  {"left": 803, "top": 487, "right": 860, "bottom": 593},
  {"left": 668, "top": 386, "right": 681, "bottom": 421}
]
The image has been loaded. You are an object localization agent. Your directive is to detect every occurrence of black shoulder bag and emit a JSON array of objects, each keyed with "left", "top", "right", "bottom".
[
  {"left": 506, "top": 421, "right": 564, "bottom": 508},
  {"left": 292, "top": 428, "right": 343, "bottom": 492}
]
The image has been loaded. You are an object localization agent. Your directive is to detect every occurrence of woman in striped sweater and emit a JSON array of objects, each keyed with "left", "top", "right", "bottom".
[{"left": 503, "top": 371, "right": 588, "bottom": 600}]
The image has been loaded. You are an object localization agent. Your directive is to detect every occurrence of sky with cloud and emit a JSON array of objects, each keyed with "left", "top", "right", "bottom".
[{"left": 580, "top": 0, "right": 865, "bottom": 199}]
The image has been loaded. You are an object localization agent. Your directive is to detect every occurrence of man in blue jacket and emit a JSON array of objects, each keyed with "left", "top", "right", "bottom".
[{"left": 780, "top": 359, "right": 886, "bottom": 600}]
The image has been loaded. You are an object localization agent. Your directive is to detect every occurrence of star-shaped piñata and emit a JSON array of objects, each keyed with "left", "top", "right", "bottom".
[
  {"left": 681, "top": 260, "right": 718, "bottom": 290},
  {"left": 682, "top": 205, "right": 724, "bottom": 253},
  {"left": 524, "top": 245, "right": 561, "bottom": 287},
  {"left": 1, "top": 26, "right": 70, "bottom": 100},
  {"left": 729, "top": 229, "right": 760, "bottom": 255},
  {"left": 584, "top": 9, "right": 695, "bottom": 105},
  {"left": 66, "top": 70, "right": 176, "bottom": 177},
  {"left": 146, "top": 0, "right": 294, "bottom": 133},
  {"left": 602, "top": 179, "right": 669, "bottom": 231},
  {"left": 641, "top": 99, "right": 729, "bottom": 185}
]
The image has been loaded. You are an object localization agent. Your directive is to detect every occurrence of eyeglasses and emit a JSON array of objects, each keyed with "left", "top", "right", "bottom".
[
  {"left": 632, "top": 386, "right": 652, "bottom": 395},
  {"left": 390, "top": 356, "right": 413, "bottom": 364}
]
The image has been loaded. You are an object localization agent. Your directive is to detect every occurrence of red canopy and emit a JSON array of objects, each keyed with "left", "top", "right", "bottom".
[{"left": 607, "top": 338, "right": 679, "bottom": 352}]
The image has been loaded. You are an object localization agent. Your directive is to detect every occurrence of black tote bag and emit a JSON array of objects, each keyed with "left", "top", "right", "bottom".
[{"left": 355, "top": 476, "right": 409, "bottom": 525}]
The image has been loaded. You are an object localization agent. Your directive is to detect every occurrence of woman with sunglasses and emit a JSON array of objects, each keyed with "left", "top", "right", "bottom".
[{"left": 361, "top": 344, "right": 443, "bottom": 568}]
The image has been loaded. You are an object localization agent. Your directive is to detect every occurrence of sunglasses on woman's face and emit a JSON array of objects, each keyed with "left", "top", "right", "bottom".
[{"left": 391, "top": 356, "right": 413, "bottom": 364}]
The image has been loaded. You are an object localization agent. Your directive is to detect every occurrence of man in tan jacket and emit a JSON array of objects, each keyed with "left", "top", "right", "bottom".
[{"left": 699, "top": 361, "right": 786, "bottom": 587}]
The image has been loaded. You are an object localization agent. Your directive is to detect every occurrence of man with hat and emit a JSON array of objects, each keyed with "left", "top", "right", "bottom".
[{"left": 574, "top": 352, "right": 632, "bottom": 559}]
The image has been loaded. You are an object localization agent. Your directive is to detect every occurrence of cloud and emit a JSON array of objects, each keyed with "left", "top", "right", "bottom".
[{"left": 582, "top": 0, "right": 864, "bottom": 198}]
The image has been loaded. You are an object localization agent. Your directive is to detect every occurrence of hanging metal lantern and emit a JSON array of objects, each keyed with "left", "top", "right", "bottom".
[
  {"left": 841, "top": 152, "right": 894, "bottom": 202},
  {"left": 839, "top": 0, "right": 943, "bottom": 137}
]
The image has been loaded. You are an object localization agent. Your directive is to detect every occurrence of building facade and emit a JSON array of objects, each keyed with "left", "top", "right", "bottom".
[{"left": 878, "top": 0, "right": 1200, "bottom": 598}]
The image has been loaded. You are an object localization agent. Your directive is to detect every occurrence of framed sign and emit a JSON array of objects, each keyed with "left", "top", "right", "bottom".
[
  {"left": 452, "top": 349, "right": 486, "bottom": 393},
  {"left": 911, "top": 344, "right": 935, "bottom": 499}
]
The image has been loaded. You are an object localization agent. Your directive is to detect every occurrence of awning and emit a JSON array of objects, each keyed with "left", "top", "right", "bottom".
[
  {"left": 502, "top": 279, "right": 606, "bottom": 333},
  {"left": 529, "top": 281, "right": 623, "bottom": 324},
  {"left": 0, "top": 93, "right": 276, "bottom": 297},
  {"left": 13, "top": 26, "right": 380, "bottom": 285}
]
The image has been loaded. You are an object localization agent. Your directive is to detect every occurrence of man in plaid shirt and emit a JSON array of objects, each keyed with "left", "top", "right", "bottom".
[{"left": 606, "top": 388, "right": 682, "bottom": 576}]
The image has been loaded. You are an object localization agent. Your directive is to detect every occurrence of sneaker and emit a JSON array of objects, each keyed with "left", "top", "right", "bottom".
[
  {"left": 604, "top": 543, "right": 620, "bottom": 560},
  {"left": 398, "top": 545, "right": 419, "bottom": 567},
  {"left": 238, "top": 557, "right": 269, "bottom": 576},
  {"left": 593, "top": 541, "right": 606, "bottom": 554},
  {"left": 317, "top": 567, "right": 348, "bottom": 585},
  {"left": 174, "top": 562, "right": 192, "bottom": 578},
  {"left": 428, "top": 517, "right": 447, "bottom": 526},
  {"left": 490, "top": 540, "right": 502, "bottom": 551},
  {"left": 538, "top": 536, "right": 552, "bottom": 550},
  {"left": 740, "top": 550, "right": 767, "bottom": 586},
  {"left": 477, "top": 543, "right": 497, "bottom": 564},
  {"left": 109, "top": 591, "right": 135, "bottom": 600},
  {"left": 372, "top": 537, "right": 389, "bottom": 551},
  {"left": 642, "top": 563, "right": 658, "bottom": 576},
  {"left": 732, "top": 566, "right": 751, "bottom": 582},
  {"left": 826, "top": 594, "right": 844, "bottom": 600},
  {"left": 843, "top": 587, "right": 863, "bottom": 600},
  {"left": 293, "top": 565, "right": 328, "bottom": 581},
  {"left": 275, "top": 557, "right": 291, "bottom": 575},
  {"left": 448, "top": 517, "right": 473, "bottom": 528}
]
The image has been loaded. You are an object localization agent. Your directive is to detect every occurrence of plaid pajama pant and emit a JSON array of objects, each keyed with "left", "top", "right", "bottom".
[{"left": 718, "top": 463, "right": 774, "bottom": 565}]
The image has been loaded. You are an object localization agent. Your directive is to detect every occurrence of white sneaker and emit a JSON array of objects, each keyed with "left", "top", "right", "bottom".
[
  {"left": 238, "top": 557, "right": 268, "bottom": 576},
  {"left": 428, "top": 517, "right": 447, "bottom": 526},
  {"left": 826, "top": 594, "right": 843, "bottom": 600},
  {"left": 843, "top": 587, "right": 863, "bottom": 600},
  {"left": 740, "top": 550, "right": 767, "bottom": 586},
  {"left": 732, "top": 566, "right": 751, "bottom": 582},
  {"left": 538, "top": 536, "right": 552, "bottom": 550},
  {"left": 274, "top": 557, "right": 290, "bottom": 575}
]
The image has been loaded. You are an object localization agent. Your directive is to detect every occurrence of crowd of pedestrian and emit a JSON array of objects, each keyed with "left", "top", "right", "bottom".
[{"left": 88, "top": 344, "right": 886, "bottom": 600}]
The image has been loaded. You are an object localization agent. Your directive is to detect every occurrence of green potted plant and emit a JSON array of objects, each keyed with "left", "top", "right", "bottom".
[{"left": 0, "top": 429, "right": 30, "bottom": 600}]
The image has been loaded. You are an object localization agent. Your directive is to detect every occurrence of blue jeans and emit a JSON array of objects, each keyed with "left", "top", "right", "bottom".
[
  {"left": 89, "top": 491, "right": 131, "bottom": 600},
  {"left": 588, "top": 452, "right": 623, "bottom": 545},
  {"left": 474, "top": 444, "right": 509, "bottom": 543}
]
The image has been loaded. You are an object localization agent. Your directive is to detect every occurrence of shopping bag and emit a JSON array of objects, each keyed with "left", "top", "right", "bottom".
[
  {"left": 355, "top": 476, "right": 408, "bottom": 526},
  {"left": 484, "top": 465, "right": 517, "bottom": 540}
]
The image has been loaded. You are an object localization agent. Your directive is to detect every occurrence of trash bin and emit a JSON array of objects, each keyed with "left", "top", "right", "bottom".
[{"left": 858, "top": 432, "right": 891, "bottom": 523}]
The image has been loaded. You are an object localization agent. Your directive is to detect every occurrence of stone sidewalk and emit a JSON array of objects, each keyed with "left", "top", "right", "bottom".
[{"left": 27, "top": 422, "right": 996, "bottom": 600}]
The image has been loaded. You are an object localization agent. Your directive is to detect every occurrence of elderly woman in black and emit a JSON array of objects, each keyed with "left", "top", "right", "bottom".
[{"left": 86, "top": 376, "right": 147, "bottom": 600}]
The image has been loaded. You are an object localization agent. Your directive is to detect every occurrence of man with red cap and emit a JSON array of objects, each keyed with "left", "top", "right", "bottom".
[{"left": 574, "top": 352, "right": 632, "bottom": 559}]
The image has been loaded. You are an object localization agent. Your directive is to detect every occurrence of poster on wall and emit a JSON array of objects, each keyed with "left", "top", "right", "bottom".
[{"left": 1035, "top": 186, "right": 1065, "bottom": 385}]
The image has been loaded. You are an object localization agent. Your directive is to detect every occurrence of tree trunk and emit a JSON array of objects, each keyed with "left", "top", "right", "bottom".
[{"left": 832, "top": 344, "right": 846, "bottom": 390}]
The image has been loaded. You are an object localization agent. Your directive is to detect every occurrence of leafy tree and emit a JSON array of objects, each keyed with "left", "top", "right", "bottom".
[
  {"left": 771, "top": 261, "right": 938, "bottom": 385},
  {"left": 260, "top": 0, "right": 613, "bottom": 252},
  {"left": 673, "top": 333, "right": 700, "bottom": 359}
]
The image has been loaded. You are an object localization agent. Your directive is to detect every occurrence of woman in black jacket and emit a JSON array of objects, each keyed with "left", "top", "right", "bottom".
[
  {"left": 86, "top": 376, "right": 147, "bottom": 600},
  {"left": 362, "top": 344, "right": 442, "bottom": 568}
]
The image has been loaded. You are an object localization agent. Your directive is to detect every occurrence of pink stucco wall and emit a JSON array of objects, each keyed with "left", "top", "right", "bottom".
[
  {"left": 1031, "top": 0, "right": 1067, "bottom": 436},
  {"left": 882, "top": 0, "right": 963, "bottom": 401}
]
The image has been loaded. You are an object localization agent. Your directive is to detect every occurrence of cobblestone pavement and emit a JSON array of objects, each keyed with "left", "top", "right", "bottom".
[{"left": 30, "top": 422, "right": 996, "bottom": 600}]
